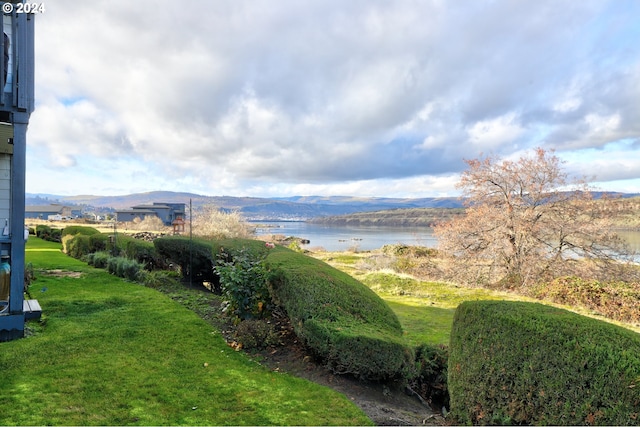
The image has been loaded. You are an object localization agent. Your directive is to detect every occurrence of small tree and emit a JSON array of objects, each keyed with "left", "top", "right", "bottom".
[
  {"left": 214, "top": 248, "right": 271, "bottom": 320},
  {"left": 435, "top": 148, "right": 633, "bottom": 288}
]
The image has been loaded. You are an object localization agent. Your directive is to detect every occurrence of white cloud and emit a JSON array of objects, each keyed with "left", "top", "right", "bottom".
[
  {"left": 467, "top": 114, "right": 525, "bottom": 150},
  {"left": 584, "top": 113, "right": 621, "bottom": 139},
  {"left": 24, "top": 0, "right": 640, "bottom": 197}
]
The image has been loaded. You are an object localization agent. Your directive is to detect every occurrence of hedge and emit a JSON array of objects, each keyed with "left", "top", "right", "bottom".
[
  {"left": 154, "top": 236, "right": 218, "bottom": 288},
  {"left": 214, "top": 238, "right": 271, "bottom": 258},
  {"left": 448, "top": 300, "right": 640, "bottom": 425},
  {"left": 266, "top": 248, "right": 413, "bottom": 381},
  {"left": 63, "top": 234, "right": 91, "bottom": 259},
  {"left": 88, "top": 233, "right": 110, "bottom": 253},
  {"left": 125, "top": 239, "right": 165, "bottom": 270},
  {"left": 61, "top": 225, "right": 101, "bottom": 237},
  {"left": 35, "top": 224, "right": 61, "bottom": 242}
]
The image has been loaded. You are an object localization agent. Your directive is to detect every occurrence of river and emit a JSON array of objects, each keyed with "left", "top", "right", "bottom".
[
  {"left": 252, "top": 221, "right": 640, "bottom": 254},
  {"left": 254, "top": 221, "right": 444, "bottom": 251}
]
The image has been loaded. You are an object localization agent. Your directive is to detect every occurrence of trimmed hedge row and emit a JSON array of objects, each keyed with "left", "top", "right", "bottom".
[
  {"left": 266, "top": 249, "right": 413, "bottom": 381},
  {"left": 154, "top": 236, "right": 218, "bottom": 287},
  {"left": 153, "top": 236, "right": 270, "bottom": 290},
  {"left": 85, "top": 251, "right": 145, "bottom": 281},
  {"left": 448, "top": 300, "right": 640, "bottom": 425},
  {"left": 63, "top": 232, "right": 417, "bottom": 382},
  {"left": 35, "top": 224, "right": 61, "bottom": 242},
  {"left": 125, "top": 239, "right": 166, "bottom": 270},
  {"left": 60, "top": 225, "right": 101, "bottom": 237}
]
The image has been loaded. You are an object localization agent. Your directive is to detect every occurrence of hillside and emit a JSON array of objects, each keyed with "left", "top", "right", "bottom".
[
  {"left": 25, "top": 191, "right": 639, "bottom": 223},
  {"left": 311, "top": 196, "right": 640, "bottom": 229},
  {"left": 310, "top": 207, "right": 465, "bottom": 227}
]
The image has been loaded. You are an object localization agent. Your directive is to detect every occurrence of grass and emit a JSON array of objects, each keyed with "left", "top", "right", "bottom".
[
  {"left": 0, "top": 238, "right": 372, "bottom": 426},
  {"left": 360, "top": 272, "right": 537, "bottom": 346},
  {"left": 312, "top": 251, "right": 640, "bottom": 348}
]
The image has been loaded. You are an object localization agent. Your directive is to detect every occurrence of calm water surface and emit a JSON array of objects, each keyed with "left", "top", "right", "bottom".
[
  {"left": 254, "top": 221, "right": 440, "bottom": 251},
  {"left": 253, "top": 221, "right": 640, "bottom": 254}
]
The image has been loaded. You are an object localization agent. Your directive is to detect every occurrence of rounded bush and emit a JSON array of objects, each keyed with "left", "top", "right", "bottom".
[
  {"left": 448, "top": 300, "right": 640, "bottom": 425},
  {"left": 88, "top": 233, "right": 110, "bottom": 253},
  {"left": 125, "top": 239, "right": 164, "bottom": 270},
  {"left": 154, "top": 236, "right": 217, "bottom": 286},
  {"left": 65, "top": 234, "right": 91, "bottom": 259},
  {"left": 61, "top": 226, "right": 100, "bottom": 237},
  {"left": 266, "top": 248, "right": 413, "bottom": 381},
  {"left": 90, "top": 251, "right": 111, "bottom": 269}
]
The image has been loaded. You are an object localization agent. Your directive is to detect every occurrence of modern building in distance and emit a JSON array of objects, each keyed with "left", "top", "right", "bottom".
[
  {"left": 115, "top": 202, "right": 186, "bottom": 226},
  {"left": 25, "top": 204, "right": 82, "bottom": 220}
]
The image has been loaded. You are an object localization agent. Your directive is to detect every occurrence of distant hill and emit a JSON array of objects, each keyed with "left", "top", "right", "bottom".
[
  {"left": 25, "top": 190, "right": 639, "bottom": 222},
  {"left": 25, "top": 191, "right": 464, "bottom": 220},
  {"left": 309, "top": 207, "right": 466, "bottom": 227}
]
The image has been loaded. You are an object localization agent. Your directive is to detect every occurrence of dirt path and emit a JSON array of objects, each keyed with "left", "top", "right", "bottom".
[
  {"left": 257, "top": 345, "right": 444, "bottom": 425},
  {"left": 246, "top": 316, "right": 445, "bottom": 426}
]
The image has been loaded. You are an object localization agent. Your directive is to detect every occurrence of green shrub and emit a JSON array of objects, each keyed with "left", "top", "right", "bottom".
[
  {"left": 381, "top": 244, "right": 437, "bottom": 257},
  {"left": 50, "top": 228, "right": 62, "bottom": 242},
  {"left": 214, "top": 238, "right": 271, "bottom": 258},
  {"left": 107, "top": 256, "right": 119, "bottom": 276},
  {"left": 535, "top": 276, "right": 640, "bottom": 324},
  {"left": 215, "top": 247, "right": 271, "bottom": 320},
  {"left": 61, "top": 225, "right": 100, "bottom": 237},
  {"left": 65, "top": 234, "right": 92, "bottom": 259},
  {"left": 88, "top": 233, "right": 110, "bottom": 253},
  {"left": 410, "top": 344, "right": 449, "bottom": 411},
  {"left": 125, "top": 239, "right": 165, "bottom": 270},
  {"left": 36, "top": 224, "right": 61, "bottom": 242},
  {"left": 154, "top": 236, "right": 218, "bottom": 288},
  {"left": 140, "top": 270, "right": 182, "bottom": 289},
  {"left": 87, "top": 251, "right": 110, "bottom": 269},
  {"left": 110, "top": 233, "right": 135, "bottom": 257},
  {"left": 448, "top": 300, "right": 640, "bottom": 425},
  {"left": 266, "top": 249, "right": 413, "bottom": 381},
  {"left": 117, "top": 257, "right": 144, "bottom": 281},
  {"left": 102, "top": 256, "right": 143, "bottom": 281},
  {"left": 35, "top": 224, "right": 52, "bottom": 238},
  {"left": 234, "top": 319, "right": 279, "bottom": 349}
]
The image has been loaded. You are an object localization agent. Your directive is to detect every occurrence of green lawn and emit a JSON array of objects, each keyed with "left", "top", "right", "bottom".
[
  {"left": 0, "top": 238, "right": 372, "bottom": 426},
  {"left": 357, "top": 271, "right": 537, "bottom": 346},
  {"left": 314, "top": 253, "right": 640, "bottom": 347}
]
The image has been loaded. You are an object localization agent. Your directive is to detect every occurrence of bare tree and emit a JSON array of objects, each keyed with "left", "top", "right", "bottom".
[
  {"left": 435, "top": 148, "right": 633, "bottom": 288},
  {"left": 191, "top": 204, "right": 253, "bottom": 239}
]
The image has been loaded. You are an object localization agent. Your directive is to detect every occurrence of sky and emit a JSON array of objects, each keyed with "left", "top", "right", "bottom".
[{"left": 25, "top": 0, "right": 640, "bottom": 198}]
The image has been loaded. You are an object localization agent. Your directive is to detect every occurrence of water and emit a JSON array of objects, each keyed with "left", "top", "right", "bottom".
[
  {"left": 252, "top": 221, "right": 437, "bottom": 252},
  {"left": 253, "top": 221, "right": 640, "bottom": 254}
]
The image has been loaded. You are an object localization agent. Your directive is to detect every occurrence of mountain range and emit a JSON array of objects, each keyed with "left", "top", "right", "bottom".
[
  {"left": 26, "top": 191, "right": 465, "bottom": 221},
  {"left": 26, "top": 190, "right": 640, "bottom": 221}
]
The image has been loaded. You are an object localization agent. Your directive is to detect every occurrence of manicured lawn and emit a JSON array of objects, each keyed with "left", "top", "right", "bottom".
[
  {"left": 384, "top": 299, "right": 453, "bottom": 346},
  {"left": 312, "top": 253, "right": 544, "bottom": 347},
  {"left": 315, "top": 253, "right": 640, "bottom": 347},
  {"left": 358, "top": 271, "right": 537, "bottom": 346},
  {"left": 0, "top": 238, "right": 372, "bottom": 426}
]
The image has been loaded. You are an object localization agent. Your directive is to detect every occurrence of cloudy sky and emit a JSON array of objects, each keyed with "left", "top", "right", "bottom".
[{"left": 26, "top": 0, "right": 640, "bottom": 198}]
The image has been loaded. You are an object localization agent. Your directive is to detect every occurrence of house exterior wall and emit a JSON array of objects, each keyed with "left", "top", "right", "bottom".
[
  {"left": 0, "top": 154, "right": 9, "bottom": 224},
  {"left": 0, "top": 8, "right": 35, "bottom": 340},
  {"left": 123, "top": 203, "right": 186, "bottom": 226},
  {"left": 24, "top": 205, "right": 67, "bottom": 219},
  {"left": 116, "top": 210, "right": 157, "bottom": 223}
]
